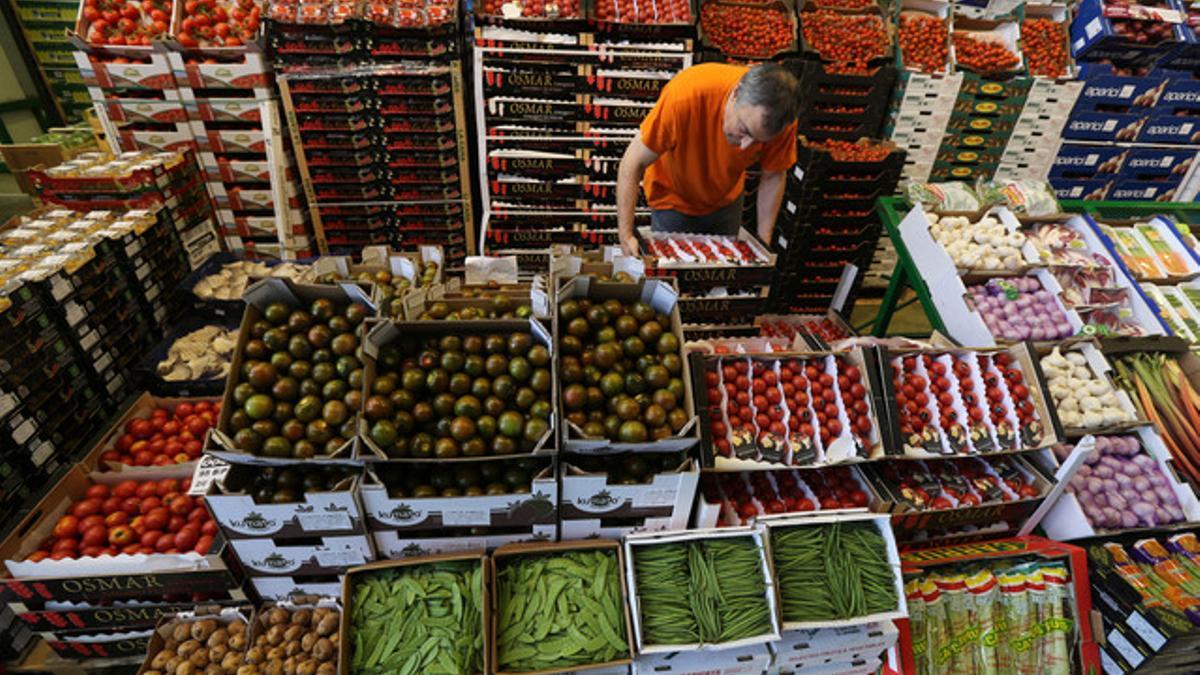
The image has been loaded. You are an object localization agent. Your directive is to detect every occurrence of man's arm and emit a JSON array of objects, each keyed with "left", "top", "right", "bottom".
[
  {"left": 755, "top": 169, "right": 787, "bottom": 245},
  {"left": 617, "top": 136, "right": 659, "bottom": 256}
]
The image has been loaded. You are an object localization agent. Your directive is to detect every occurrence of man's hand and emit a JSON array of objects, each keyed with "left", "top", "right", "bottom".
[{"left": 620, "top": 232, "right": 640, "bottom": 257}]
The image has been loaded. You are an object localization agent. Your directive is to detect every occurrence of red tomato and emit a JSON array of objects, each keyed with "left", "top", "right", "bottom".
[
  {"left": 101, "top": 496, "right": 124, "bottom": 514},
  {"left": 108, "top": 526, "right": 134, "bottom": 546},
  {"left": 71, "top": 499, "right": 101, "bottom": 519},
  {"left": 52, "top": 538, "right": 78, "bottom": 554},
  {"left": 26, "top": 551, "right": 48, "bottom": 563},
  {"left": 136, "top": 482, "right": 158, "bottom": 499},
  {"left": 201, "top": 520, "right": 218, "bottom": 536},
  {"left": 144, "top": 507, "right": 169, "bottom": 531},
  {"left": 105, "top": 511, "right": 130, "bottom": 527},
  {"left": 82, "top": 526, "right": 108, "bottom": 547},
  {"left": 156, "top": 535, "right": 175, "bottom": 553},
  {"left": 79, "top": 515, "right": 105, "bottom": 532},
  {"left": 168, "top": 495, "right": 194, "bottom": 516},
  {"left": 52, "top": 515, "right": 79, "bottom": 539},
  {"left": 185, "top": 417, "right": 209, "bottom": 437},
  {"left": 157, "top": 479, "right": 180, "bottom": 497},
  {"left": 129, "top": 419, "right": 153, "bottom": 439},
  {"left": 120, "top": 497, "right": 141, "bottom": 515},
  {"left": 167, "top": 516, "right": 186, "bottom": 532},
  {"left": 113, "top": 480, "right": 139, "bottom": 499},
  {"left": 195, "top": 535, "right": 214, "bottom": 554},
  {"left": 173, "top": 529, "right": 198, "bottom": 551},
  {"left": 86, "top": 484, "right": 111, "bottom": 500},
  {"left": 140, "top": 530, "right": 163, "bottom": 548}
]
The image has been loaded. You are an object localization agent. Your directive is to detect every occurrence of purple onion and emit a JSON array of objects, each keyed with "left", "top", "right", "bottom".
[
  {"left": 1121, "top": 511, "right": 1139, "bottom": 528},
  {"left": 1133, "top": 476, "right": 1152, "bottom": 492},
  {"left": 1155, "top": 486, "right": 1177, "bottom": 505}
]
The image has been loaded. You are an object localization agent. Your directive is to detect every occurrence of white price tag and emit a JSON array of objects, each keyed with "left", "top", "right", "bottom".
[
  {"left": 315, "top": 548, "right": 367, "bottom": 568},
  {"left": 189, "top": 455, "right": 232, "bottom": 496},
  {"left": 441, "top": 510, "right": 492, "bottom": 526},
  {"left": 298, "top": 512, "right": 352, "bottom": 532}
]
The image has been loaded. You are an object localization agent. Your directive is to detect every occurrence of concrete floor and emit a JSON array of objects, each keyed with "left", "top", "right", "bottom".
[{"left": 849, "top": 290, "right": 935, "bottom": 337}]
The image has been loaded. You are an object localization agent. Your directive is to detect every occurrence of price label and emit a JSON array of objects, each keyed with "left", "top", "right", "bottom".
[
  {"left": 298, "top": 512, "right": 352, "bottom": 532},
  {"left": 189, "top": 455, "right": 232, "bottom": 496},
  {"left": 441, "top": 510, "right": 492, "bottom": 526}
]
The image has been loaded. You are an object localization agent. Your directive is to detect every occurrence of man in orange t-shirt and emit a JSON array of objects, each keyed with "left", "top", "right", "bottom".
[{"left": 617, "top": 62, "right": 800, "bottom": 256}]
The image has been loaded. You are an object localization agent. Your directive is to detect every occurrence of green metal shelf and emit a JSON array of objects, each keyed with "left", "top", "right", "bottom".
[{"left": 864, "top": 197, "right": 1200, "bottom": 337}]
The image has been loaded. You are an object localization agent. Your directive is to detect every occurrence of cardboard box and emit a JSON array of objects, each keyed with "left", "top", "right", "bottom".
[
  {"left": 339, "top": 553, "right": 487, "bottom": 675},
  {"left": 357, "top": 317, "right": 557, "bottom": 459},
  {"left": 208, "top": 277, "right": 375, "bottom": 463},
  {"left": 1070, "top": 0, "right": 1189, "bottom": 59},
  {"left": 633, "top": 642, "right": 772, "bottom": 674},
  {"left": 638, "top": 226, "right": 776, "bottom": 289},
  {"left": 137, "top": 604, "right": 252, "bottom": 674},
  {"left": 0, "top": 466, "right": 240, "bottom": 604},
  {"left": 76, "top": 392, "right": 215, "bottom": 478},
  {"left": 40, "top": 627, "right": 153, "bottom": 659},
  {"left": 898, "top": 536, "right": 1100, "bottom": 674},
  {"left": 194, "top": 458, "right": 366, "bottom": 538},
  {"left": 250, "top": 574, "right": 344, "bottom": 602},
  {"left": 624, "top": 526, "right": 781, "bottom": 654},
  {"left": 559, "top": 458, "right": 698, "bottom": 528},
  {"left": 229, "top": 535, "right": 374, "bottom": 578},
  {"left": 761, "top": 514, "right": 904, "bottom": 630},
  {"left": 557, "top": 276, "right": 700, "bottom": 454},
  {"left": 769, "top": 622, "right": 898, "bottom": 674},
  {"left": 491, "top": 539, "right": 634, "bottom": 675},
  {"left": 362, "top": 461, "right": 558, "bottom": 532},
  {"left": 13, "top": 598, "right": 239, "bottom": 633},
  {"left": 371, "top": 525, "right": 557, "bottom": 559},
  {"left": 249, "top": 596, "right": 340, "bottom": 671}
]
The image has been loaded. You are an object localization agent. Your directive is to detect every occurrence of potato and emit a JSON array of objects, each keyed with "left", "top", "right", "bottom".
[
  {"left": 145, "top": 671, "right": 164, "bottom": 675},
  {"left": 266, "top": 646, "right": 285, "bottom": 662},
  {"left": 209, "top": 643, "right": 228, "bottom": 662},
  {"left": 189, "top": 648, "right": 210, "bottom": 668},
  {"left": 192, "top": 620, "right": 218, "bottom": 642},
  {"left": 267, "top": 625, "right": 287, "bottom": 647},
  {"left": 312, "top": 638, "right": 334, "bottom": 663},
  {"left": 284, "top": 641, "right": 301, "bottom": 658},
  {"left": 268, "top": 608, "right": 289, "bottom": 626},
  {"left": 229, "top": 632, "right": 247, "bottom": 651},
  {"left": 296, "top": 663, "right": 317, "bottom": 675},
  {"left": 228, "top": 619, "right": 248, "bottom": 640},
  {"left": 178, "top": 640, "right": 202, "bottom": 659},
  {"left": 284, "top": 625, "right": 305, "bottom": 643},
  {"left": 165, "top": 639, "right": 180, "bottom": 653},
  {"left": 291, "top": 609, "right": 312, "bottom": 627},
  {"left": 314, "top": 614, "right": 338, "bottom": 637},
  {"left": 173, "top": 624, "right": 192, "bottom": 643},
  {"left": 264, "top": 662, "right": 284, "bottom": 675},
  {"left": 176, "top": 662, "right": 196, "bottom": 675},
  {"left": 152, "top": 649, "right": 176, "bottom": 669},
  {"left": 221, "top": 652, "right": 243, "bottom": 671},
  {"left": 246, "top": 646, "right": 265, "bottom": 665},
  {"left": 316, "top": 663, "right": 335, "bottom": 675},
  {"left": 204, "top": 665, "right": 223, "bottom": 675},
  {"left": 300, "top": 634, "right": 317, "bottom": 652},
  {"left": 236, "top": 666, "right": 257, "bottom": 675},
  {"left": 166, "top": 656, "right": 183, "bottom": 671},
  {"left": 208, "top": 629, "right": 229, "bottom": 649}
]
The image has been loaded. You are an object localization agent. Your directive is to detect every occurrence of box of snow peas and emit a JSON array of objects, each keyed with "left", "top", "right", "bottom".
[
  {"left": 761, "top": 513, "right": 905, "bottom": 630},
  {"left": 490, "top": 539, "right": 634, "bottom": 675},
  {"left": 340, "top": 552, "right": 489, "bottom": 675},
  {"left": 623, "top": 525, "right": 782, "bottom": 654}
]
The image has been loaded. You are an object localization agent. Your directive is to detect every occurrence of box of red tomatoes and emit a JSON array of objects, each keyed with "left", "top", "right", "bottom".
[
  {"left": 878, "top": 344, "right": 1063, "bottom": 459},
  {"left": 863, "top": 454, "right": 1055, "bottom": 542},
  {"left": 693, "top": 346, "right": 890, "bottom": 470},
  {"left": 0, "top": 465, "right": 241, "bottom": 605},
  {"left": 79, "top": 393, "right": 219, "bottom": 478},
  {"left": 698, "top": 0, "right": 797, "bottom": 60}
]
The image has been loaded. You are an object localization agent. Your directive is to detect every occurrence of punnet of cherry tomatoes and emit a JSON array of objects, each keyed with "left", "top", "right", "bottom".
[
  {"left": 699, "top": 466, "right": 873, "bottom": 525},
  {"left": 700, "top": 1, "right": 795, "bottom": 58},
  {"left": 175, "top": 0, "right": 261, "bottom": 48},
  {"left": 952, "top": 30, "right": 1022, "bottom": 73},
  {"left": 479, "top": 0, "right": 580, "bottom": 19},
  {"left": 898, "top": 10, "right": 949, "bottom": 73},
  {"left": 97, "top": 400, "right": 219, "bottom": 469},
  {"left": 594, "top": 0, "right": 691, "bottom": 23},
  {"left": 873, "top": 456, "right": 1044, "bottom": 512},
  {"left": 365, "top": 0, "right": 455, "bottom": 27},
  {"left": 1021, "top": 17, "right": 1070, "bottom": 78},
  {"left": 81, "top": 0, "right": 173, "bottom": 46},
  {"left": 25, "top": 477, "right": 217, "bottom": 562},
  {"left": 802, "top": 137, "right": 897, "bottom": 163},
  {"left": 801, "top": 8, "right": 890, "bottom": 63},
  {"left": 268, "top": 0, "right": 358, "bottom": 26}
]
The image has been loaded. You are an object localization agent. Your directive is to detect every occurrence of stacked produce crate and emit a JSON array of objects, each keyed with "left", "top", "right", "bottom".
[
  {"left": 269, "top": 3, "right": 472, "bottom": 267},
  {"left": 474, "top": 5, "right": 694, "bottom": 271},
  {"left": 72, "top": 4, "right": 309, "bottom": 259},
  {"left": 11, "top": 0, "right": 90, "bottom": 122}
]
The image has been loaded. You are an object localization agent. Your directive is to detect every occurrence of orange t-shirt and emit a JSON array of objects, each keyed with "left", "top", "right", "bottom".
[{"left": 640, "top": 63, "right": 798, "bottom": 216}]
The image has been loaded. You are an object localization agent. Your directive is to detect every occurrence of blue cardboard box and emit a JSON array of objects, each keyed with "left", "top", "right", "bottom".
[
  {"left": 1050, "top": 142, "right": 1130, "bottom": 178},
  {"left": 1109, "top": 176, "right": 1186, "bottom": 199},
  {"left": 1071, "top": 66, "right": 1168, "bottom": 112},
  {"left": 1137, "top": 111, "right": 1200, "bottom": 142},
  {"left": 1156, "top": 72, "right": 1200, "bottom": 110},
  {"left": 1121, "top": 145, "right": 1200, "bottom": 177},
  {"left": 1062, "top": 110, "right": 1149, "bottom": 141},
  {"left": 1071, "top": 0, "right": 1189, "bottom": 60},
  {"left": 1049, "top": 176, "right": 1116, "bottom": 199}
]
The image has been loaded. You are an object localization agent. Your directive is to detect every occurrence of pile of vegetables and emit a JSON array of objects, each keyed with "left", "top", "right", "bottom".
[
  {"left": 1113, "top": 352, "right": 1200, "bottom": 485},
  {"left": 1089, "top": 534, "right": 1200, "bottom": 628},
  {"left": 631, "top": 535, "right": 774, "bottom": 647},
  {"left": 1040, "top": 347, "right": 1136, "bottom": 430},
  {"left": 348, "top": 560, "right": 484, "bottom": 674},
  {"left": 928, "top": 212, "right": 1027, "bottom": 271},
  {"left": 1055, "top": 435, "right": 1186, "bottom": 531},
  {"left": 495, "top": 548, "right": 629, "bottom": 672},
  {"left": 770, "top": 520, "right": 898, "bottom": 623},
  {"left": 246, "top": 606, "right": 339, "bottom": 674},
  {"left": 906, "top": 560, "right": 1073, "bottom": 674},
  {"left": 966, "top": 277, "right": 1075, "bottom": 342},
  {"left": 143, "top": 614, "right": 249, "bottom": 674}
]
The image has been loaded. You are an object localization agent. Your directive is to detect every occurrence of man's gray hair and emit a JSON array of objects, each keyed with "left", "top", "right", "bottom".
[{"left": 734, "top": 63, "right": 802, "bottom": 137}]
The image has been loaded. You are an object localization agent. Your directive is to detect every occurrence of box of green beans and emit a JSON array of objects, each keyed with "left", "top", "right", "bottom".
[
  {"left": 623, "top": 526, "right": 782, "bottom": 654},
  {"left": 490, "top": 539, "right": 635, "bottom": 675},
  {"left": 763, "top": 513, "right": 906, "bottom": 630},
  {"left": 339, "top": 552, "right": 490, "bottom": 675}
]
